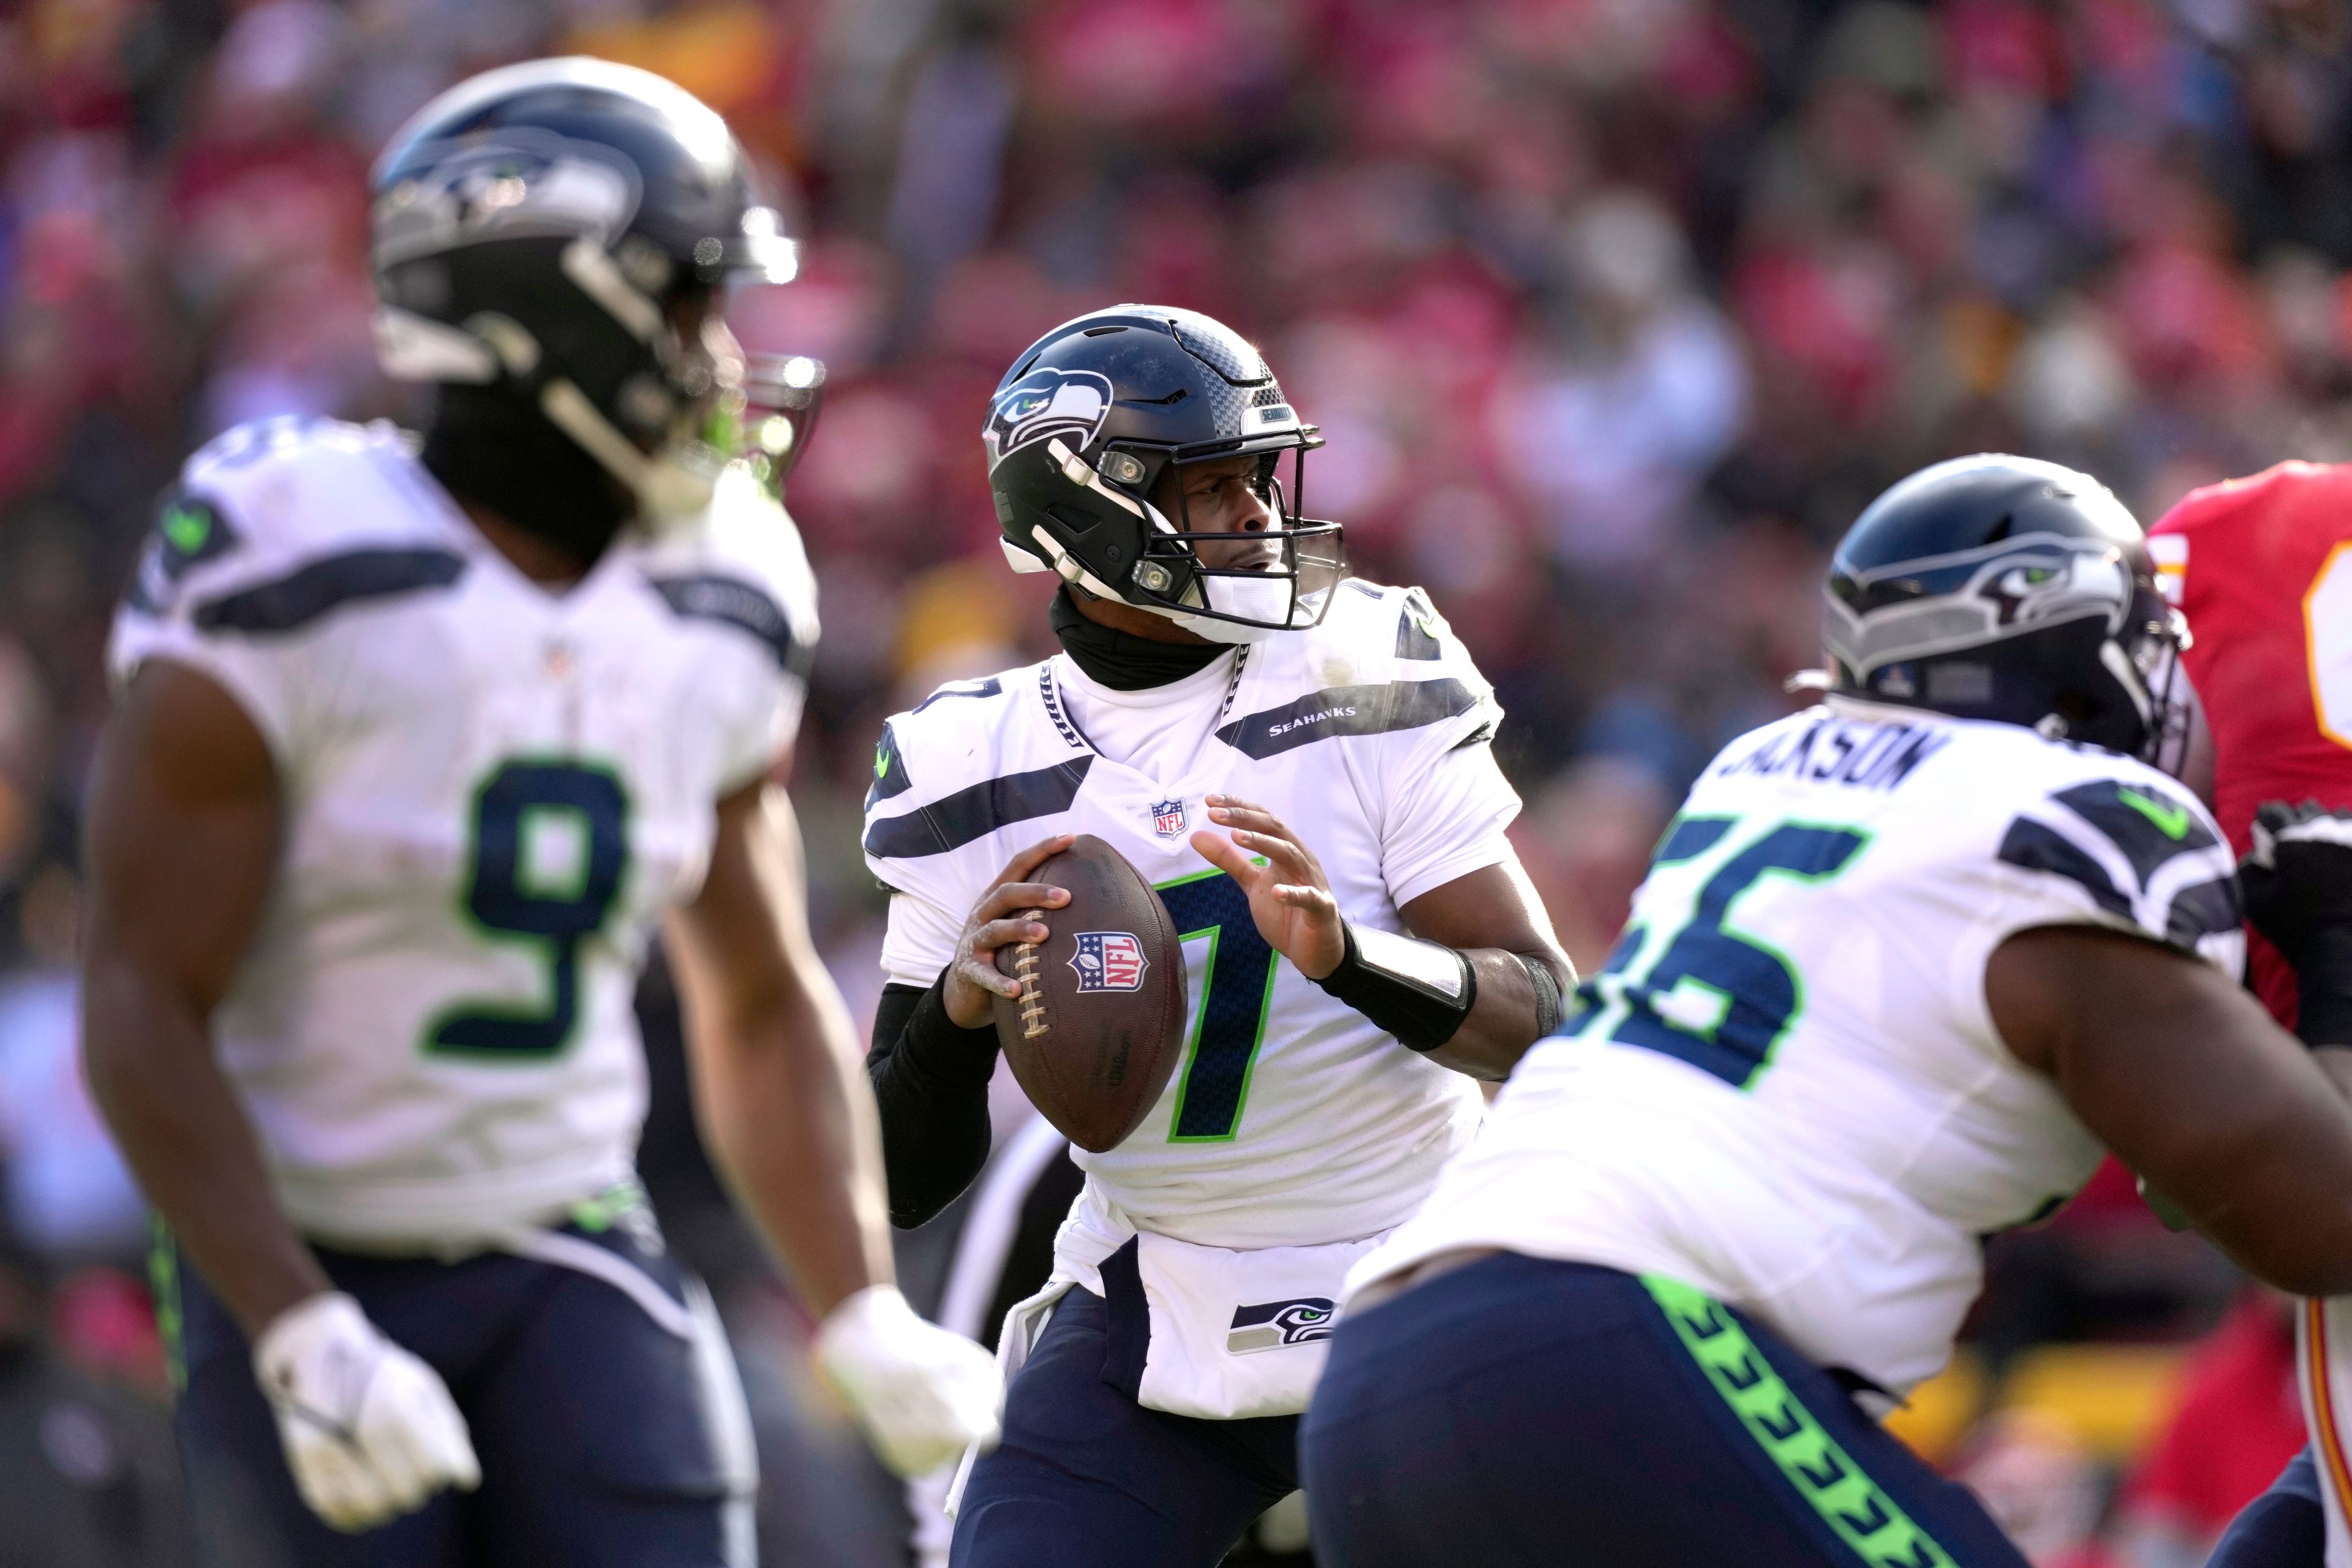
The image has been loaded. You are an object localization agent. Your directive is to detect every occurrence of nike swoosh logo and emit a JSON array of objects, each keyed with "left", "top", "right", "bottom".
[{"left": 2118, "top": 787, "right": 2192, "bottom": 840}]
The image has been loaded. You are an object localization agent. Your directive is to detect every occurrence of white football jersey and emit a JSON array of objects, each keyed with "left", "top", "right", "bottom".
[
  {"left": 864, "top": 582, "right": 1518, "bottom": 1254},
  {"left": 1358, "top": 698, "right": 2243, "bottom": 1395},
  {"left": 108, "top": 417, "right": 817, "bottom": 1246}
]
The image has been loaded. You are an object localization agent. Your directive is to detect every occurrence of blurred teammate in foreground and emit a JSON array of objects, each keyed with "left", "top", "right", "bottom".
[
  {"left": 860, "top": 305, "right": 1573, "bottom": 1566},
  {"left": 1303, "top": 455, "right": 2352, "bottom": 1567},
  {"left": 2159, "top": 464, "right": 2352, "bottom": 1568},
  {"left": 78, "top": 59, "right": 998, "bottom": 1566}
]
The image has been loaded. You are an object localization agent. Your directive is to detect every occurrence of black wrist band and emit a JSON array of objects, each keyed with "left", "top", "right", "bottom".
[
  {"left": 903, "top": 974, "right": 1003, "bottom": 1088},
  {"left": 1313, "top": 919, "right": 1477, "bottom": 1052},
  {"left": 1517, "top": 952, "right": 1565, "bottom": 1039}
]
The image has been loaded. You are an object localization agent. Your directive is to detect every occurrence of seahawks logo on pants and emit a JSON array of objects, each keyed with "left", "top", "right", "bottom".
[
  {"left": 1227, "top": 1298, "right": 1335, "bottom": 1355},
  {"left": 986, "top": 368, "right": 1113, "bottom": 466}
]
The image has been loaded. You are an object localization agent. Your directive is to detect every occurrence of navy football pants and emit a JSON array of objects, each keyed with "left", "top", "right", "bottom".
[
  {"left": 2211, "top": 1449, "right": 2328, "bottom": 1567},
  {"left": 157, "top": 1212, "right": 753, "bottom": 1568},
  {"left": 1302, "top": 1253, "right": 2032, "bottom": 1568},
  {"left": 949, "top": 1287, "right": 1298, "bottom": 1567}
]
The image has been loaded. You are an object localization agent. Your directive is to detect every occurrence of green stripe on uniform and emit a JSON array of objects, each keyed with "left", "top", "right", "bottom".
[
  {"left": 147, "top": 1213, "right": 184, "bottom": 1398},
  {"left": 1641, "top": 1275, "right": 1958, "bottom": 1568}
]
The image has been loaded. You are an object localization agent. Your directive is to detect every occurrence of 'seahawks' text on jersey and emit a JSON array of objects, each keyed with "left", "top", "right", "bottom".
[
  {"left": 1355, "top": 698, "right": 2242, "bottom": 1395},
  {"left": 109, "top": 417, "right": 818, "bottom": 1246},
  {"left": 864, "top": 582, "right": 1518, "bottom": 1257}
]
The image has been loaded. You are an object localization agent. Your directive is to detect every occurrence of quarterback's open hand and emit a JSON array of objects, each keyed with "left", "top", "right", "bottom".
[
  {"left": 1193, "top": 796, "right": 1346, "bottom": 980},
  {"left": 253, "top": 1292, "right": 480, "bottom": 1532},
  {"left": 943, "top": 834, "right": 1074, "bottom": 1028}
]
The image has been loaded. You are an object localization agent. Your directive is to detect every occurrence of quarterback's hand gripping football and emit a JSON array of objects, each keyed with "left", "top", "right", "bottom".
[
  {"left": 1193, "top": 795, "right": 1346, "bottom": 979},
  {"left": 252, "top": 1292, "right": 480, "bottom": 1531},
  {"left": 943, "top": 834, "right": 1074, "bottom": 1028},
  {"left": 2241, "top": 800, "right": 2352, "bottom": 1047},
  {"left": 813, "top": 1285, "right": 1003, "bottom": 1477}
]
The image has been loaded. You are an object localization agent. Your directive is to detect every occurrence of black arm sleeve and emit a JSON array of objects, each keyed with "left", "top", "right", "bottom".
[{"left": 867, "top": 977, "right": 1003, "bottom": 1229}]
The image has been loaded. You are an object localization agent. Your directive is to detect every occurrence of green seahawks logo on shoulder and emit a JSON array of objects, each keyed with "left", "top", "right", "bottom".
[
  {"left": 162, "top": 500, "right": 214, "bottom": 556},
  {"left": 1996, "top": 775, "right": 2239, "bottom": 955},
  {"left": 865, "top": 720, "right": 913, "bottom": 810},
  {"left": 1396, "top": 587, "right": 1449, "bottom": 661},
  {"left": 2116, "top": 785, "right": 2192, "bottom": 841},
  {"left": 123, "top": 493, "right": 241, "bottom": 616},
  {"left": 2056, "top": 778, "right": 2214, "bottom": 863}
]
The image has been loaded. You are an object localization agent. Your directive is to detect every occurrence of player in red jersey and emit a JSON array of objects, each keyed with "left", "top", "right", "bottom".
[
  {"left": 2149, "top": 461, "right": 2352, "bottom": 1019},
  {"left": 2156, "top": 461, "right": 2352, "bottom": 1568}
]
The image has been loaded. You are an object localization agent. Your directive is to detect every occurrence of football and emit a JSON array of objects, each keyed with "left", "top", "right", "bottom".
[{"left": 992, "top": 835, "right": 1189, "bottom": 1153}]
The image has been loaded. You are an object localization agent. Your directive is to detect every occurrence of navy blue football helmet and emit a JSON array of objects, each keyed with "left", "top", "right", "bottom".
[
  {"left": 369, "top": 58, "right": 796, "bottom": 520},
  {"left": 985, "top": 306, "right": 1344, "bottom": 643},
  {"left": 1816, "top": 454, "right": 2192, "bottom": 768}
]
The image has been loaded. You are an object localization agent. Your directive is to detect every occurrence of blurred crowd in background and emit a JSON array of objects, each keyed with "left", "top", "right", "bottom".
[{"left": 2, "top": 0, "right": 2348, "bottom": 1560}]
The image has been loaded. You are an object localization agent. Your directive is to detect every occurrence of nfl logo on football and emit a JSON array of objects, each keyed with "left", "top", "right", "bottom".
[
  {"left": 1070, "top": 932, "right": 1148, "bottom": 992},
  {"left": 1150, "top": 798, "right": 1188, "bottom": 839}
]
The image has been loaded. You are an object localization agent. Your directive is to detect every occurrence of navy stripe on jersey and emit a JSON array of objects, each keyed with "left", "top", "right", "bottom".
[
  {"left": 864, "top": 756, "right": 1095, "bottom": 859},
  {"left": 1996, "top": 820, "right": 2133, "bottom": 921},
  {"left": 124, "top": 492, "right": 243, "bottom": 616},
  {"left": 912, "top": 677, "right": 1003, "bottom": 714},
  {"left": 192, "top": 547, "right": 467, "bottom": 635},
  {"left": 1996, "top": 780, "right": 2242, "bottom": 954},
  {"left": 2049, "top": 779, "right": 2220, "bottom": 880},
  {"left": 2169, "top": 876, "right": 2244, "bottom": 947},
  {"left": 1216, "top": 678, "right": 1481, "bottom": 760},
  {"left": 866, "top": 721, "right": 913, "bottom": 812},
  {"left": 1395, "top": 591, "right": 1442, "bottom": 660},
  {"left": 646, "top": 573, "right": 812, "bottom": 678}
]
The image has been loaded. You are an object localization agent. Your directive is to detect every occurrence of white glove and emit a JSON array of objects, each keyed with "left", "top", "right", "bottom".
[
  {"left": 813, "top": 1285, "right": 1003, "bottom": 1477},
  {"left": 252, "top": 1292, "right": 481, "bottom": 1531}
]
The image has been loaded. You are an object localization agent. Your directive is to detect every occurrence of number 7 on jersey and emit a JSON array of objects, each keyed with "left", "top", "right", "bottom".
[{"left": 1157, "top": 865, "right": 1278, "bottom": 1142}]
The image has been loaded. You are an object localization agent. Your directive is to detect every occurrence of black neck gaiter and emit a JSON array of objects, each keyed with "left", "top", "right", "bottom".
[
  {"left": 1049, "top": 587, "right": 1229, "bottom": 690},
  {"left": 421, "top": 386, "right": 636, "bottom": 567}
]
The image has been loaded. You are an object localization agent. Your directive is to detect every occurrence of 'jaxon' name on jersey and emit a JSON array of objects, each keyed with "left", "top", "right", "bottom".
[{"left": 1713, "top": 713, "right": 1951, "bottom": 791}]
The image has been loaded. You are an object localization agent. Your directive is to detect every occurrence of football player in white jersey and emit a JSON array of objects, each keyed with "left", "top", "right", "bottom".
[
  {"left": 1302, "top": 455, "right": 2352, "bottom": 1568},
  {"left": 78, "top": 61, "right": 998, "bottom": 1567},
  {"left": 858, "top": 305, "right": 1575, "bottom": 1567}
]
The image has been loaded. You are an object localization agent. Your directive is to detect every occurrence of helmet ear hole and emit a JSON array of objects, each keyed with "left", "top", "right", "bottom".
[{"left": 1047, "top": 503, "right": 1104, "bottom": 537}]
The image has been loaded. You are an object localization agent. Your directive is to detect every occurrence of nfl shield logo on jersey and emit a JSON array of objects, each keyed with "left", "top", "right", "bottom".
[
  {"left": 1070, "top": 932, "right": 1148, "bottom": 992},
  {"left": 1150, "top": 798, "right": 1188, "bottom": 839}
]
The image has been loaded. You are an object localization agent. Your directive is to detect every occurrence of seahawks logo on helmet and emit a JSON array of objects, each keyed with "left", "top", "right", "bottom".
[
  {"left": 1825, "top": 535, "right": 2133, "bottom": 685},
  {"left": 373, "top": 130, "right": 643, "bottom": 270},
  {"left": 985, "top": 368, "right": 1113, "bottom": 468}
]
